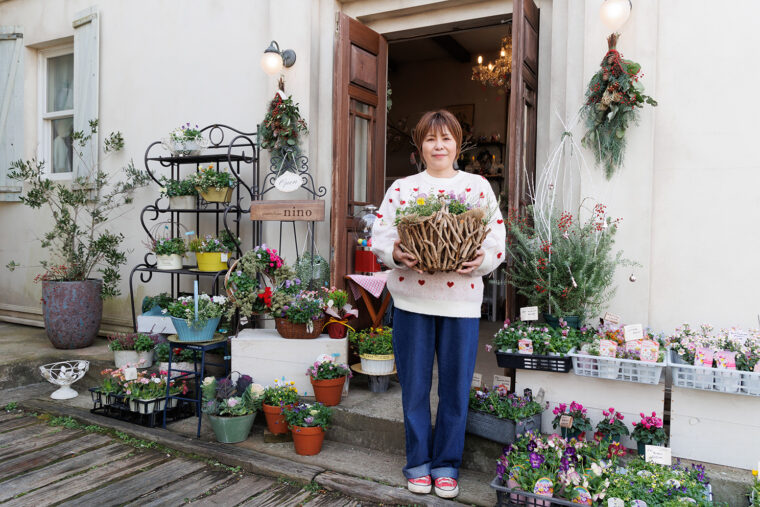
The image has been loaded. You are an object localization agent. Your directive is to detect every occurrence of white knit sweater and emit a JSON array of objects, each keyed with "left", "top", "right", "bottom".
[{"left": 371, "top": 170, "right": 506, "bottom": 318}]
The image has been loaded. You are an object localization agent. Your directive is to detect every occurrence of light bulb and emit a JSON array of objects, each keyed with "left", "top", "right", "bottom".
[
  {"left": 260, "top": 52, "right": 283, "bottom": 75},
  {"left": 477, "top": 55, "right": 483, "bottom": 65},
  {"left": 488, "top": 63, "right": 494, "bottom": 71},
  {"left": 500, "top": 49, "right": 506, "bottom": 57},
  {"left": 600, "top": 0, "right": 631, "bottom": 32}
]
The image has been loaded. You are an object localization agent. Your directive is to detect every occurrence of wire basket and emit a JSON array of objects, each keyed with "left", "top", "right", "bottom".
[
  {"left": 495, "top": 349, "right": 574, "bottom": 373},
  {"left": 569, "top": 352, "right": 666, "bottom": 385},
  {"left": 669, "top": 350, "right": 760, "bottom": 395},
  {"left": 397, "top": 208, "right": 489, "bottom": 272}
]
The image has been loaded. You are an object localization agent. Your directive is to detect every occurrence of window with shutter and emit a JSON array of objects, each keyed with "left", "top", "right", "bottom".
[
  {"left": 38, "top": 45, "right": 74, "bottom": 176},
  {"left": 0, "top": 26, "right": 24, "bottom": 201},
  {"left": 72, "top": 7, "right": 99, "bottom": 181}
]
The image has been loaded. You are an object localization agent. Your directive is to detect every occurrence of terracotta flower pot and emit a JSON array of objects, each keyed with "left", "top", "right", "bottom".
[
  {"left": 291, "top": 425, "right": 325, "bottom": 455},
  {"left": 262, "top": 403, "right": 289, "bottom": 435},
  {"left": 326, "top": 321, "right": 348, "bottom": 339},
  {"left": 310, "top": 376, "right": 346, "bottom": 406}
]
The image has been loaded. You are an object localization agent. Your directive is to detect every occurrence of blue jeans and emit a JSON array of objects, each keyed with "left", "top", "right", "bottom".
[{"left": 392, "top": 307, "right": 479, "bottom": 480}]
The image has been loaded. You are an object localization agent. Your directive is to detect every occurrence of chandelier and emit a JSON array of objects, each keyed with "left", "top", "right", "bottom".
[{"left": 471, "top": 34, "right": 512, "bottom": 88}]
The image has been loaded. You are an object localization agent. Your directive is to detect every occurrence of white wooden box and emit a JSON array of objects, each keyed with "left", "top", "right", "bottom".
[
  {"left": 514, "top": 369, "right": 665, "bottom": 450},
  {"left": 230, "top": 328, "right": 348, "bottom": 397},
  {"left": 137, "top": 315, "right": 176, "bottom": 334},
  {"left": 670, "top": 386, "right": 760, "bottom": 470}
]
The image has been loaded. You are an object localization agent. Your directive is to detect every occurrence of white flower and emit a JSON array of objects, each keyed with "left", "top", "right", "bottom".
[
  {"left": 212, "top": 295, "right": 227, "bottom": 305},
  {"left": 152, "top": 377, "right": 162, "bottom": 384},
  {"left": 590, "top": 462, "right": 602, "bottom": 477},
  {"left": 202, "top": 376, "right": 215, "bottom": 386},
  {"left": 250, "top": 383, "right": 265, "bottom": 396},
  {"left": 161, "top": 309, "right": 167, "bottom": 314}
]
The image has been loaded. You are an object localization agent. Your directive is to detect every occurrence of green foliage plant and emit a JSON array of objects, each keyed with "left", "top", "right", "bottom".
[
  {"left": 469, "top": 385, "right": 542, "bottom": 421},
  {"left": 7, "top": 119, "right": 150, "bottom": 298},
  {"left": 348, "top": 326, "right": 394, "bottom": 356},
  {"left": 506, "top": 201, "right": 635, "bottom": 322},
  {"left": 150, "top": 237, "right": 186, "bottom": 256},
  {"left": 155, "top": 342, "right": 200, "bottom": 363},
  {"left": 159, "top": 176, "right": 197, "bottom": 197},
  {"left": 581, "top": 33, "right": 657, "bottom": 179},
  {"left": 142, "top": 292, "right": 173, "bottom": 313},
  {"left": 133, "top": 333, "right": 157, "bottom": 353}
]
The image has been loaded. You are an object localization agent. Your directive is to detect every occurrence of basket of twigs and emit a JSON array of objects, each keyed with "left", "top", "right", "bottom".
[{"left": 397, "top": 206, "right": 490, "bottom": 273}]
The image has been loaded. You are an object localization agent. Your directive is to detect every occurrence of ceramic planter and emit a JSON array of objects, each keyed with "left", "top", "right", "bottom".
[
  {"left": 310, "top": 376, "right": 346, "bottom": 406},
  {"left": 262, "top": 403, "right": 289, "bottom": 435},
  {"left": 156, "top": 254, "right": 183, "bottom": 270},
  {"left": 169, "top": 195, "right": 196, "bottom": 210},
  {"left": 208, "top": 413, "right": 256, "bottom": 443},
  {"left": 196, "top": 186, "right": 233, "bottom": 204},
  {"left": 41, "top": 279, "right": 102, "bottom": 349},
  {"left": 359, "top": 354, "right": 395, "bottom": 375},
  {"left": 113, "top": 350, "right": 139, "bottom": 368},
  {"left": 291, "top": 425, "right": 325, "bottom": 455},
  {"left": 195, "top": 252, "right": 228, "bottom": 271},
  {"left": 136, "top": 350, "right": 154, "bottom": 368}
]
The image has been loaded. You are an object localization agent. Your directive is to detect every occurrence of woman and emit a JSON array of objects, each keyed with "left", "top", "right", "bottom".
[{"left": 371, "top": 110, "right": 506, "bottom": 499}]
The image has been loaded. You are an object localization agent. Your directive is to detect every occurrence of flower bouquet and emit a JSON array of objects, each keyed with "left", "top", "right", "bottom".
[
  {"left": 188, "top": 231, "right": 237, "bottom": 272},
  {"left": 631, "top": 412, "right": 666, "bottom": 455},
  {"left": 166, "top": 123, "right": 207, "bottom": 156},
  {"left": 282, "top": 402, "right": 332, "bottom": 455},
  {"left": 394, "top": 190, "right": 495, "bottom": 273},
  {"left": 571, "top": 325, "right": 667, "bottom": 384},
  {"left": 307, "top": 355, "right": 352, "bottom": 406},
  {"left": 165, "top": 294, "right": 227, "bottom": 342},
  {"left": 321, "top": 287, "right": 358, "bottom": 339},
  {"left": 270, "top": 289, "right": 326, "bottom": 339},
  {"left": 201, "top": 375, "right": 264, "bottom": 443},
  {"left": 467, "top": 385, "right": 543, "bottom": 444},
  {"left": 190, "top": 163, "right": 236, "bottom": 203},
  {"left": 551, "top": 401, "right": 593, "bottom": 441},
  {"left": 261, "top": 378, "right": 300, "bottom": 435}
]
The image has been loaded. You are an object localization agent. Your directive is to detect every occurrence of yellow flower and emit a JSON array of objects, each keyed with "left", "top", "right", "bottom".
[
  {"left": 310, "top": 409, "right": 319, "bottom": 415},
  {"left": 416, "top": 197, "right": 425, "bottom": 205}
]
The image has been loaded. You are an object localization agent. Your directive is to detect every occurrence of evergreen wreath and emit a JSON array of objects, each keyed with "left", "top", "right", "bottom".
[
  {"left": 259, "top": 93, "right": 308, "bottom": 170},
  {"left": 581, "top": 33, "right": 657, "bottom": 179}
]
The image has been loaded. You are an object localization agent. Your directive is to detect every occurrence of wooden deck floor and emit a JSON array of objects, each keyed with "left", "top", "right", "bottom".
[{"left": 0, "top": 412, "right": 372, "bottom": 507}]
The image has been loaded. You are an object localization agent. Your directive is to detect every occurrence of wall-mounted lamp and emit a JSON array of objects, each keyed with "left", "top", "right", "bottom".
[
  {"left": 599, "top": 0, "right": 632, "bottom": 32},
  {"left": 260, "top": 40, "right": 296, "bottom": 75}
]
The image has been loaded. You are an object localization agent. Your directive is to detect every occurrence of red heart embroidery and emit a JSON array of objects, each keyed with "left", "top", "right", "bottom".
[
  {"left": 465, "top": 188, "right": 471, "bottom": 192},
  {"left": 394, "top": 187, "right": 400, "bottom": 191},
  {"left": 497, "top": 252, "right": 503, "bottom": 259},
  {"left": 418, "top": 280, "right": 425, "bottom": 286},
  {"left": 471, "top": 283, "right": 475, "bottom": 289},
  {"left": 447, "top": 281, "right": 454, "bottom": 287},
  {"left": 479, "top": 192, "right": 485, "bottom": 198},
  {"left": 438, "top": 189, "right": 445, "bottom": 193},
  {"left": 399, "top": 276, "right": 404, "bottom": 282},
  {"left": 376, "top": 213, "right": 383, "bottom": 218},
  {"left": 413, "top": 187, "right": 418, "bottom": 192},
  {"left": 497, "top": 219, "right": 504, "bottom": 224},
  {"left": 401, "top": 200, "right": 406, "bottom": 205},
  {"left": 389, "top": 198, "right": 393, "bottom": 203}
]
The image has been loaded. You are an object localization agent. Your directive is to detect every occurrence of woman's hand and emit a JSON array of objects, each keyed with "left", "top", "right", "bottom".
[
  {"left": 457, "top": 249, "right": 485, "bottom": 274},
  {"left": 392, "top": 239, "right": 422, "bottom": 273}
]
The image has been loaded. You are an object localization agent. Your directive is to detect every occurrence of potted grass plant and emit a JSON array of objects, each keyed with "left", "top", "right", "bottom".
[
  {"left": 283, "top": 402, "right": 332, "bottom": 455},
  {"left": 201, "top": 375, "right": 264, "bottom": 443},
  {"left": 261, "top": 379, "right": 300, "bottom": 435},
  {"left": 306, "top": 356, "right": 352, "bottom": 406}
]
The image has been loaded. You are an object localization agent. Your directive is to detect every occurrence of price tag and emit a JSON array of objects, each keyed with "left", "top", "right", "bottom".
[
  {"left": 645, "top": 445, "right": 671, "bottom": 465},
  {"left": 471, "top": 372, "right": 482, "bottom": 388},
  {"left": 624, "top": 324, "right": 644, "bottom": 342},
  {"left": 220, "top": 252, "right": 228, "bottom": 262},
  {"left": 493, "top": 375, "right": 511, "bottom": 390},
  {"left": 520, "top": 306, "right": 538, "bottom": 321},
  {"left": 559, "top": 415, "right": 573, "bottom": 428},
  {"left": 185, "top": 230, "right": 195, "bottom": 236},
  {"left": 123, "top": 367, "right": 137, "bottom": 381},
  {"left": 603, "top": 312, "right": 621, "bottom": 326}
]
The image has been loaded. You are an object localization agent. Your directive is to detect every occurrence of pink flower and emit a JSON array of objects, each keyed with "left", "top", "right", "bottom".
[
  {"left": 485, "top": 344, "right": 493, "bottom": 352},
  {"left": 227, "top": 398, "right": 239, "bottom": 407}
]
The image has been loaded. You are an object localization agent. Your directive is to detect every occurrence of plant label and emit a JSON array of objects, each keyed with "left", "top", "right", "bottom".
[
  {"left": 518, "top": 338, "right": 533, "bottom": 354},
  {"left": 645, "top": 445, "right": 671, "bottom": 466},
  {"left": 123, "top": 367, "right": 138, "bottom": 381},
  {"left": 624, "top": 324, "right": 643, "bottom": 342},
  {"left": 603, "top": 312, "right": 621, "bottom": 326},
  {"left": 493, "top": 375, "right": 511, "bottom": 390},
  {"left": 640, "top": 340, "right": 660, "bottom": 363},
  {"left": 185, "top": 230, "right": 195, "bottom": 236},
  {"left": 559, "top": 415, "right": 573, "bottom": 428},
  {"left": 533, "top": 477, "right": 554, "bottom": 496},
  {"left": 220, "top": 252, "right": 228, "bottom": 262},
  {"left": 694, "top": 347, "right": 713, "bottom": 367},
  {"left": 728, "top": 329, "right": 750, "bottom": 343},
  {"left": 607, "top": 499, "right": 625, "bottom": 507},
  {"left": 471, "top": 372, "right": 482, "bottom": 388},
  {"left": 599, "top": 339, "right": 617, "bottom": 357},
  {"left": 715, "top": 350, "right": 736, "bottom": 370},
  {"left": 520, "top": 306, "right": 538, "bottom": 321},
  {"left": 274, "top": 171, "right": 302, "bottom": 193}
]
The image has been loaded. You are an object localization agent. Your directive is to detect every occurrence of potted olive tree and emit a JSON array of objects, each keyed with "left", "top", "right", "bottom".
[{"left": 7, "top": 120, "right": 150, "bottom": 349}]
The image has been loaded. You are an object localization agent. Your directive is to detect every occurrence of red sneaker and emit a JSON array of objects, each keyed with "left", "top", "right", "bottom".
[
  {"left": 434, "top": 477, "right": 459, "bottom": 498},
  {"left": 407, "top": 474, "right": 432, "bottom": 494}
]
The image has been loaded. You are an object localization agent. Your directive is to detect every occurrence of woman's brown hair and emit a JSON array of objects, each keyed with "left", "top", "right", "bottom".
[{"left": 412, "top": 110, "right": 463, "bottom": 160}]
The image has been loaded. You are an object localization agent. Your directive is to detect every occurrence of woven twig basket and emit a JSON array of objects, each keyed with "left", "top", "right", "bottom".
[
  {"left": 275, "top": 316, "right": 327, "bottom": 339},
  {"left": 397, "top": 209, "right": 490, "bottom": 273}
]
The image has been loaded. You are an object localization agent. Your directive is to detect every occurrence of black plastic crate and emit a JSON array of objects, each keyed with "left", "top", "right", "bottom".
[
  {"left": 89, "top": 388, "right": 193, "bottom": 428},
  {"left": 495, "top": 350, "right": 573, "bottom": 373},
  {"left": 490, "top": 476, "right": 575, "bottom": 506}
]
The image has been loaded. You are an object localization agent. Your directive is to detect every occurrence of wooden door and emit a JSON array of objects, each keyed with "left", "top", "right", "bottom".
[
  {"left": 330, "top": 13, "right": 387, "bottom": 287},
  {"left": 506, "top": 0, "right": 539, "bottom": 319}
]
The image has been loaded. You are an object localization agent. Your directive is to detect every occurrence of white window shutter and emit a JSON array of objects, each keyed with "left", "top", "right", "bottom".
[
  {"left": 0, "top": 26, "right": 24, "bottom": 202},
  {"left": 72, "top": 7, "right": 99, "bottom": 181}
]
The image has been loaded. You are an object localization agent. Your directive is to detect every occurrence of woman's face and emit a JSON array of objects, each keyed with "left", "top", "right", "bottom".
[{"left": 421, "top": 127, "right": 457, "bottom": 173}]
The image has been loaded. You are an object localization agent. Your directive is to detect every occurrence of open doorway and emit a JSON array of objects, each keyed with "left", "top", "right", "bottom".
[{"left": 385, "top": 22, "right": 512, "bottom": 384}]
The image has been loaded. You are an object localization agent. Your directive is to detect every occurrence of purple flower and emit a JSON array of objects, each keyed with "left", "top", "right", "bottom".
[
  {"left": 529, "top": 452, "right": 545, "bottom": 469},
  {"left": 496, "top": 463, "right": 506, "bottom": 476},
  {"left": 304, "top": 416, "right": 314, "bottom": 425},
  {"left": 526, "top": 440, "right": 537, "bottom": 452}
]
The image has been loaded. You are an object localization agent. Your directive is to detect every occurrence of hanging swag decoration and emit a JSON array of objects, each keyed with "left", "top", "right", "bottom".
[
  {"left": 259, "top": 92, "right": 308, "bottom": 172},
  {"left": 581, "top": 33, "right": 657, "bottom": 179}
]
